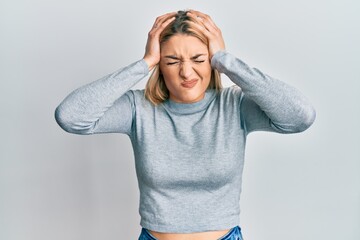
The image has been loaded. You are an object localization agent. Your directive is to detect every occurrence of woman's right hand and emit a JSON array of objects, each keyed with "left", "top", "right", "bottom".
[{"left": 143, "top": 12, "right": 176, "bottom": 71}]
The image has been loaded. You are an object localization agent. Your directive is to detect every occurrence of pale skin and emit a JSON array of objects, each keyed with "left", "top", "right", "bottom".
[
  {"left": 142, "top": 10, "right": 232, "bottom": 240},
  {"left": 143, "top": 9, "right": 226, "bottom": 104},
  {"left": 159, "top": 34, "right": 212, "bottom": 104}
]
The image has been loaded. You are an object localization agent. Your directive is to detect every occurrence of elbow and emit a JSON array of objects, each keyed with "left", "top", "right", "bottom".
[
  {"left": 272, "top": 104, "right": 317, "bottom": 133},
  {"left": 291, "top": 104, "right": 317, "bottom": 133},
  {"left": 298, "top": 104, "right": 316, "bottom": 132},
  {"left": 54, "top": 105, "right": 93, "bottom": 135},
  {"left": 54, "top": 105, "right": 74, "bottom": 133}
]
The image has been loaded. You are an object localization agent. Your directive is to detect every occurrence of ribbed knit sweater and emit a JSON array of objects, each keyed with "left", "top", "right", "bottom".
[{"left": 54, "top": 50, "right": 316, "bottom": 233}]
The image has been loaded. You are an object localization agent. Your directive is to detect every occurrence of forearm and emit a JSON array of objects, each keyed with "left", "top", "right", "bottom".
[
  {"left": 211, "top": 50, "right": 316, "bottom": 133},
  {"left": 54, "top": 59, "right": 149, "bottom": 134}
]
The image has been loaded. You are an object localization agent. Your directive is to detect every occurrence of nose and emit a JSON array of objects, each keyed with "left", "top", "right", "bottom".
[{"left": 179, "top": 61, "right": 194, "bottom": 80}]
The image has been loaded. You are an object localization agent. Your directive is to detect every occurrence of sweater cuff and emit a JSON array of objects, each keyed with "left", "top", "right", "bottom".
[
  {"left": 210, "top": 50, "right": 229, "bottom": 72},
  {"left": 139, "top": 58, "right": 151, "bottom": 75}
]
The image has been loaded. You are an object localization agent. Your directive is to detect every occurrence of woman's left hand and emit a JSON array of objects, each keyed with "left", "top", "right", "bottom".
[{"left": 186, "top": 10, "right": 226, "bottom": 59}]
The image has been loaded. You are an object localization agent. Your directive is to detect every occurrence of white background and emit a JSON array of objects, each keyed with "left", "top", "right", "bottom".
[{"left": 0, "top": 0, "right": 359, "bottom": 239}]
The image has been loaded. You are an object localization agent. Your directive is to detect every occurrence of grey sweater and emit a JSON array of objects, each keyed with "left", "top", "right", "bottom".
[{"left": 54, "top": 50, "right": 316, "bottom": 233}]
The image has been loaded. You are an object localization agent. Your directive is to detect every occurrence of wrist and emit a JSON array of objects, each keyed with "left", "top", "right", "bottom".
[{"left": 143, "top": 56, "right": 157, "bottom": 71}]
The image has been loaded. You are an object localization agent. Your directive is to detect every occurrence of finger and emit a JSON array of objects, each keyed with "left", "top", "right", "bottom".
[
  {"left": 187, "top": 9, "right": 209, "bottom": 19},
  {"left": 186, "top": 20, "right": 212, "bottom": 39},
  {"left": 187, "top": 10, "right": 219, "bottom": 30},
  {"left": 186, "top": 12, "right": 205, "bottom": 28},
  {"left": 185, "top": 12, "right": 210, "bottom": 32},
  {"left": 188, "top": 13, "right": 219, "bottom": 34},
  {"left": 201, "top": 17, "right": 220, "bottom": 34},
  {"left": 152, "top": 16, "right": 176, "bottom": 34},
  {"left": 152, "top": 12, "right": 177, "bottom": 29}
]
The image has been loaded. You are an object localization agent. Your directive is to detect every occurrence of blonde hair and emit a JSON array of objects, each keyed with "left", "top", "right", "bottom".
[{"left": 145, "top": 10, "right": 223, "bottom": 105}]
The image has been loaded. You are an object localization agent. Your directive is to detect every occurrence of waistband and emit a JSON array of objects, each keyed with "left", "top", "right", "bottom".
[{"left": 141, "top": 226, "right": 242, "bottom": 240}]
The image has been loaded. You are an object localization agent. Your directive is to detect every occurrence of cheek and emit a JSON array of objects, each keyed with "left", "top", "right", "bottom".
[
  {"left": 160, "top": 69, "right": 177, "bottom": 87},
  {"left": 198, "top": 64, "right": 212, "bottom": 80},
  {"left": 159, "top": 68, "right": 177, "bottom": 89},
  {"left": 159, "top": 63, "right": 175, "bottom": 77}
]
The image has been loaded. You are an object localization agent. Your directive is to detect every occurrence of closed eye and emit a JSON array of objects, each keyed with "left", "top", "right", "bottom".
[{"left": 166, "top": 62, "right": 179, "bottom": 65}]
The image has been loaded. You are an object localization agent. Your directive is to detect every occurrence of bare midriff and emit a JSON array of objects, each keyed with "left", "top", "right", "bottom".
[{"left": 147, "top": 228, "right": 232, "bottom": 240}]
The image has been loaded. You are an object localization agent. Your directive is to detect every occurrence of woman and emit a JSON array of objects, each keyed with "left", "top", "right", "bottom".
[{"left": 55, "top": 10, "right": 316, "bottom": 240}]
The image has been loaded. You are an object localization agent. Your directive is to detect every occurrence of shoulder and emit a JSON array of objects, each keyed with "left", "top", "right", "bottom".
[
  {"left": 218, "top": 85, "right": 243, "bottom": 101},
  {"left": 126, "top": 89, "right": 157, "bottom": 109},
  {"left": 211, "top": 86, "right": 244, "bottom": 113},
  {"left": 125, "top": 89, "right": 146, "bottom": 104},
  {"left": 126, "top": 89, "right": 145, "bottom": 98}
]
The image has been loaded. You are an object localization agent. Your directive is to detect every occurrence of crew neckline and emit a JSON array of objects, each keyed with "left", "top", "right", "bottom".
[{"left": 162, "top": 89, "right": 217, "bottom": 115}]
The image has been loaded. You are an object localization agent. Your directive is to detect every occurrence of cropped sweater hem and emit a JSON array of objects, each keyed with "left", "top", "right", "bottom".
[{"left": 140, "top": 215, "right": 240, "bottom": 233}]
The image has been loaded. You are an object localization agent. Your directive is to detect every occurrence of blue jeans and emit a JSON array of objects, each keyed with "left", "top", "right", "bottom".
[{"left": 138, "top": 226, "right": 243, "bottom": 240}]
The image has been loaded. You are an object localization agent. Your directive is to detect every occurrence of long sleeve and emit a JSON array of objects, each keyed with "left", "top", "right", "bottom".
[
  {"left": 54, "top": 59, "right": 149, "bottom": 135},
  {"left": 211, "top": 50, "right": 316, "bottom": 135}
]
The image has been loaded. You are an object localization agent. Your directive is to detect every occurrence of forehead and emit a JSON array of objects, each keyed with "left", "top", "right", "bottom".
[{"left": 160, "top": 34, "right": 208, "bottom": 56}]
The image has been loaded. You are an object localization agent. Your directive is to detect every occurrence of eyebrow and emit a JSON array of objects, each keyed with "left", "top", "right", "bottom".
[{"left": 164, "top": 54, "right": 207, "bottom": 60}]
